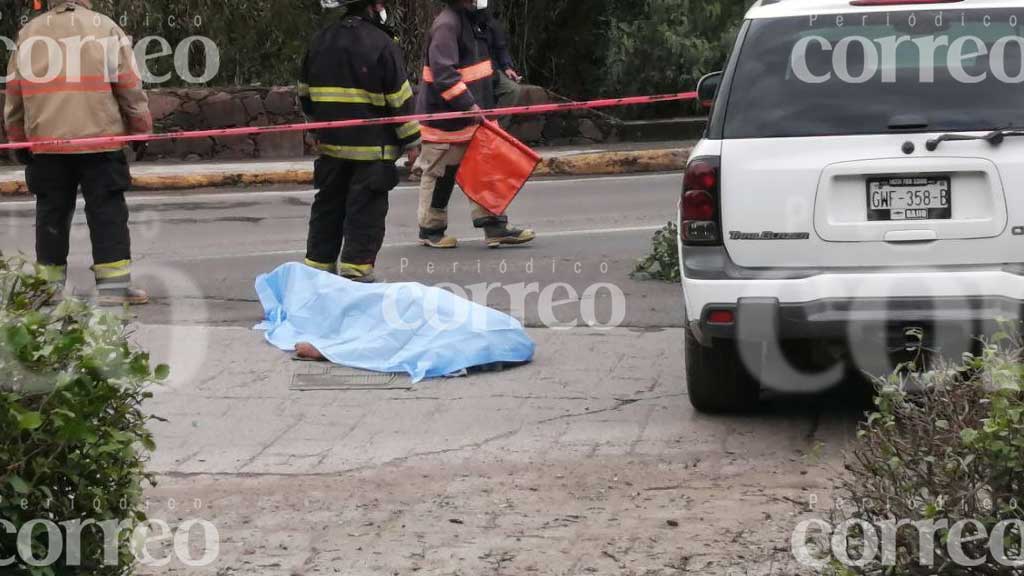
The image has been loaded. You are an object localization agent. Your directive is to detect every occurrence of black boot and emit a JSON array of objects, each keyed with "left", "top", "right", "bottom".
[{"left": 474, "top": 216, "right": 536, "bottom": 248}]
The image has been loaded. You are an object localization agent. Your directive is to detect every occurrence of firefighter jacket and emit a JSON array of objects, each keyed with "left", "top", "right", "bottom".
[
  {"left": 416, "top": 6, "right": 495, "bottom": 144},
  {"left": 299, "top": 15, "right": 420, "bottom": 162},
  {"left": 3, "top": 1, "right": 153, "bottom": 154}
]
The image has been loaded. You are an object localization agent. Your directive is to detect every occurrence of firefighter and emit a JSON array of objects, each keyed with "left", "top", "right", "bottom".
[
  {"left": 4, "top": 0, "right": 153, "bottom": 305},
  {"left": 414, "top": 0, "right": 535, "bottom": 249},
  {"left": 299, "top": 0, "right": 420, "bottom": 283}
]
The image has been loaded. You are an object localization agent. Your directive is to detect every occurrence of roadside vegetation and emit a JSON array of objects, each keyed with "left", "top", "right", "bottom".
[
  {"left": 2, "top": 0, "right": 749, "bottom": 112},
  {"left": 633, "top": 222, "right": 681, "bottom": 282},
  {"left": 823, "top": 334, "right": 1024, "bottom": 574},
  {"left": 0, "top": 257, "right": 165, "bottom": 575}
]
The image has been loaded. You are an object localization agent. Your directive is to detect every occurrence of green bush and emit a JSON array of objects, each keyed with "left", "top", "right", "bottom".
[
  {"left": 825, "top": 335, "right": 1024, "bottom": 574},
  {"left": 632, "top": 222, "right": 680, "bottom": 282},
  {"left": 0, "top": 257, "right": 165, "bottom": 575}
]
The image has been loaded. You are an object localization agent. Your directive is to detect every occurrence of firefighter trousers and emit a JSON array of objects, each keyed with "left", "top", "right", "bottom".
[
  {"left": 305, "top": 157, "right": 398, "bottom": 270},
  {"left": 28, "top": 151, "right": 133, "bottom": 286},
  {"left": 415, "top": 142, "right": 499, "bottom": 235}
]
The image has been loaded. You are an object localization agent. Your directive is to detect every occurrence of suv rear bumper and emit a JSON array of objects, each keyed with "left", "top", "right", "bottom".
[
  {"left": 682, "top": 248, "right": 1024, "bottom": 345},
  {"left": 693, "top": 296, "right": 1024, "bottom": 344}
]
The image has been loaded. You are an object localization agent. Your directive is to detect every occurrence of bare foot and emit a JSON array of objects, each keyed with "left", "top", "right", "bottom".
[{"left": 295, "top": 342, "right": 326, "bottom": 361}]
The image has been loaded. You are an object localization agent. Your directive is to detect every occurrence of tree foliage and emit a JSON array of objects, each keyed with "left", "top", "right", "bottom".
[
  {"left": 602, "top": 0, "right": 747, "bottom": 116},
  {"left": 2, "top": 0, "right": 750, "bottom": 105}
]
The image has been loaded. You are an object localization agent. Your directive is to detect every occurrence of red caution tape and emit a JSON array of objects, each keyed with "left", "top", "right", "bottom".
[{"left": 0, "top": 91, "right": 698, "bottom": 151}]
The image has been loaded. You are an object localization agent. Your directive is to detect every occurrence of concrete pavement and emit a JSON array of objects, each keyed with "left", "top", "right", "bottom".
[{"left": 141, "top": 325, "right": 692, "bottom": 477}]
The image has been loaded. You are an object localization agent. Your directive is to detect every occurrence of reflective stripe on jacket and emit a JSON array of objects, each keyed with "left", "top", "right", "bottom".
[
  {"left": 3, "top": 1, "right": 152, "bottom": 154},
  {"left": 416, "top": 7, "right": 495, "bottom": 144},
  {"left": 299, "top": 15, "right": 420, "bottom": 161}
]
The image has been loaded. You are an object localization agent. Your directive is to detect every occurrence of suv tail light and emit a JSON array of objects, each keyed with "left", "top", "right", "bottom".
[{"left": 680, "top": 157, "right": 721, "bottom": 245}]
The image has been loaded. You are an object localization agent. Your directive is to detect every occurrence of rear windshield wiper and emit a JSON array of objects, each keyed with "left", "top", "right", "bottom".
[{"left": 926, "top": 128, "right": 1024, "bottom": 151}]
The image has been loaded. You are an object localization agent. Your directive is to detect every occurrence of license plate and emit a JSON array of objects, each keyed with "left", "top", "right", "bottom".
[{"left": 867, "top": 176, "right": 951, "bottom": 221}]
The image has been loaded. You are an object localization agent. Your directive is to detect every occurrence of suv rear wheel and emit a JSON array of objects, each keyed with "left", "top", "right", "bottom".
[{"left": 685, "top": 329, "right": 761, "bottom": 413}]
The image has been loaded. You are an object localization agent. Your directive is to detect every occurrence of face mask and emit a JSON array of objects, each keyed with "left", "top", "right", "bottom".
[
  {"left": 473, "top": 0, "right": 488, "bottom": 10},
  {"left": 377, "top": 8, "right": 388, "bottom": 24}
]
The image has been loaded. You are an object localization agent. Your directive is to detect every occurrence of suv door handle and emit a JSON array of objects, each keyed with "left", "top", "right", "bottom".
[{"left": 884, "top": 230, "right": 938, "bottom": 243}]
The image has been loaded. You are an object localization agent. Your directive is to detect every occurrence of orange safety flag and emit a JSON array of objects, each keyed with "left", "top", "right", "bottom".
[{"left": 456, "top": 121, "right": 540, "bottom": 216}]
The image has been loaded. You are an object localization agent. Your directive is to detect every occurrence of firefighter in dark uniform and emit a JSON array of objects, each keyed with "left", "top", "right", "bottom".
[
  {"left": 299, "top": 0, "right": 420, "bottom": 282},
  {"left": 414, "top": 0, "right": 535, "bottom": 249}
]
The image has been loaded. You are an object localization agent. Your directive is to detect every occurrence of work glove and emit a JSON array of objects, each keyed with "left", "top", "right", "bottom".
[{"left": 13, "top": 149, "right": 33, "bottom": 165}]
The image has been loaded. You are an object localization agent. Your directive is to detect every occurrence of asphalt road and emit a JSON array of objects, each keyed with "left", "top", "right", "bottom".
[{"left": 0, "top": 172, "right": 685, "bottom": 327}]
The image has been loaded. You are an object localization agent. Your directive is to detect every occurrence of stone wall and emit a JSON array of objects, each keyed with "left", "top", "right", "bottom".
[
  {"left": 145, "top": 85, "right": 619, "bottom": 160},
  {"left": 145, "top": 87, "right": 311, "bottom": 161},
  {"left": 0, "top": 85, "right": 620, "bottom": 162},
  {"left": 501, "top": 86, "right": 620, "bottom": 147}
]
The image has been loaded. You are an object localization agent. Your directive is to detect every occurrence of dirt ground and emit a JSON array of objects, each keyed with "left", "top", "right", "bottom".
[{"left": 139, "top": 445, "right": 846, "bottom": 575}]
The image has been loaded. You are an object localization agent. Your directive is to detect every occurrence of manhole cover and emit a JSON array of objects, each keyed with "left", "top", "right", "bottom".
[{"left": 290, "top": 364, "right": 408, "bottom": 391}]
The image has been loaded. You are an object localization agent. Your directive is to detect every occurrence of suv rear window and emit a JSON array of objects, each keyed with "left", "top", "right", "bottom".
[{"left": 723, "top": 10, "right": 1024, "bottom": 139}]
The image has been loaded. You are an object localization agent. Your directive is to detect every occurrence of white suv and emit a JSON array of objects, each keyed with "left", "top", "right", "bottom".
[{"left": 680, "top": 0, "right": 1024, "bottom": 412}]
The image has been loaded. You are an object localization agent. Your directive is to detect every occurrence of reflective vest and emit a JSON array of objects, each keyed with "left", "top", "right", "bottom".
[
  {"left": 416, "top": 7, "right": 496, "bottom": 144},
  {"left": 3, "top": 2, "right": 153, "bottom": 154},
  {"left": 299, "top": 15, "right": 420, "bottom": 161}
]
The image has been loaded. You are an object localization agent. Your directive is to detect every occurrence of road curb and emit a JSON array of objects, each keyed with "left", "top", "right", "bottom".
[
  {"left": 536, "top": 148, "right": 691, "bottom": 177},
  {"left": 0, "top": 147, "right": 691, "bottom": 196}
]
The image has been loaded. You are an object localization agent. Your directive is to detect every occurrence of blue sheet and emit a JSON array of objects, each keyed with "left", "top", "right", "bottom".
[{"left": 255, "top": 263, "right": 535, "bottom": 382}]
